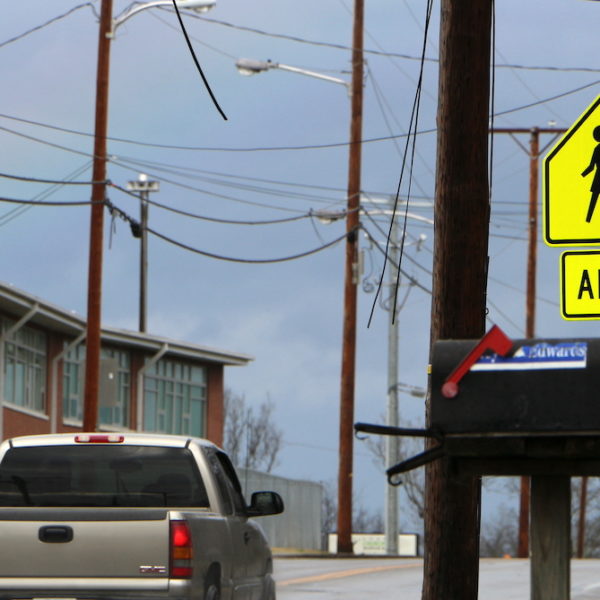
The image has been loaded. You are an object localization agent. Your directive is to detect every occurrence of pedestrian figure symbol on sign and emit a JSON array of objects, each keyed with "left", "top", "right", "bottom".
[
  {"left": 581, "top": 125, "right": 600, "bottom": 223},
  {"left": 544, "top": 93, "right": 600, "bottom": 246}
]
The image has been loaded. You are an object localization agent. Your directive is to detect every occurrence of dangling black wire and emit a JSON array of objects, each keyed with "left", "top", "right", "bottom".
[
  {"left": 367, "top": 0, "right": 434, "bottom": 327},
  {"left": 171, "top": 0, "right": 228, "bottom": 121}
]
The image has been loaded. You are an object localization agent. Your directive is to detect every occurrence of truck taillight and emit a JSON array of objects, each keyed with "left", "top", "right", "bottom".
[
  {"left": 75, "top": 434, "right": 125, "bottom": 443},
  {"left": 170, "top": 521, "right": 193, "bottom": 579}
]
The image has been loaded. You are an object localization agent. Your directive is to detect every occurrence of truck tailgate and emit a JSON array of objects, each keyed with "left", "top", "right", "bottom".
[{"left": 0, "top": 509, "right": 170, "bottom": 578}]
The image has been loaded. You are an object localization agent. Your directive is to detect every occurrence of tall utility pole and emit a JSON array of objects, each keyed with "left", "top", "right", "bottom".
[
  {"left": 83, "top": 0, "right": 113, "bottom": 432},
  {"left": 490, "top": 126, "right": 566, "bottom": 558},
  {"left": 385, "top": 217, "right": 400, "bottom": 555},
  {"left": 336, "top": 0, "right": 364, "bottom": 555},
  {"left": 424, "top": 1, "right": 491, "bottom": 598}
]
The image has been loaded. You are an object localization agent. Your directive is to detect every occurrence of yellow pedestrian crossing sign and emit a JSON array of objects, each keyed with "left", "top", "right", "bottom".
[
  {"left": 544, "top": 94, "right": 600, "bottom": 245},
  {"left": 561, "top": 250, "right": 600, "bottom": 319}
]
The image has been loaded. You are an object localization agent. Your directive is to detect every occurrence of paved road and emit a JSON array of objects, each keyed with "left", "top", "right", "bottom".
[{"left": 273, "top": 557, "right": 600, "bottom": 599}]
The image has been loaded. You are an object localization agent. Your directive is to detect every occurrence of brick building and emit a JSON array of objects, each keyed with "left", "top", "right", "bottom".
[{"left": 0, "top": 282, "right": 252, "bottom": 446}]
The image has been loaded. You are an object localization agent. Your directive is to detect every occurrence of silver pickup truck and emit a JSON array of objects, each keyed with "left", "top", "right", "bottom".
[{"left": 0, "top": 433, "right": 284, "bottom": 600}]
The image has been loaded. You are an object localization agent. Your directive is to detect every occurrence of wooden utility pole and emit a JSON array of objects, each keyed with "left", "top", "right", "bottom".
[
  {"left": 336, "top": 0, "right": 364, "bottom": 555},
  {"left": 83, "top": 0, "right": 113, "bottom": 432},
  {"left": 424, "top": 1, "right": 491, "bottom": 598}
]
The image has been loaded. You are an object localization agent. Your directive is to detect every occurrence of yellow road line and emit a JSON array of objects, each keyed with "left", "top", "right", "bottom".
[{"left": 278, "top": 562, "right": 422, "bottom": 587}]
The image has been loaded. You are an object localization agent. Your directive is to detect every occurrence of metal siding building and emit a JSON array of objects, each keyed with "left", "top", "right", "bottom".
[{"left": 239, "top": 468, "right": 323, "bottom": 551}]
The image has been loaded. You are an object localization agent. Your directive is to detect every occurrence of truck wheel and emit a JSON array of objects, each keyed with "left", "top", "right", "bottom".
[{"left": 204, "top": 582, "right": 220, "bottom": 600}]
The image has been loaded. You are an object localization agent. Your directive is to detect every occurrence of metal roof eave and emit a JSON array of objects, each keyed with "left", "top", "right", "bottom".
[
  {"left": 101, "top": 326, "right": 253, "bottom": 366},
  {"left": 0, "top": 283, "right": 252, "bottom": 367}
]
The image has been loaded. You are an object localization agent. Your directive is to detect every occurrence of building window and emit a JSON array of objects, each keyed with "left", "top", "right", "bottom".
[
  {"left": 144, "top": 359, "right": 206, "bottom": 437},
  {"left": 99, "top": 348, "right": 130, "bottom": 428},
  {"left": 63, "top": 344, "right": 84, "bottom": 422},
  {"left": 62, "top": 345, "right": 130, "bottom": 428},
  {"left": 2, "top": 320, "right": 46, "bottom": 412}
]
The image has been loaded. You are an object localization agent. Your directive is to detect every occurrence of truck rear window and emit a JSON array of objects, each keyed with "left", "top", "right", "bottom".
[{"left": 0, "top": 445, "right": 210, "bottom": 508}]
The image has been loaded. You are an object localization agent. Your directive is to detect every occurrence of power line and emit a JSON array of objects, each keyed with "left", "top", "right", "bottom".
[
  {"left": 107, "top": 189, "right": 356, "bottom": 264},
  {"left": 148, "top": 224, "right": 354, "bottom": 263},
  {"left": 112, "top": 155, "right": 345, "bottom": 206},
  {"left": 111, "top": 182, "right": 328, "bottom": 225},
  {"left": 0, "top": 171, "right": 104, "bottom": 186},
  {"left": 0, "top": 195, "right": 98, "bottom": 207},
  {"left": 486, "top": 298, "right": 525, "bottom": 336},
  {"left": 183, "top": 12, "right": 600, "bottom": 75},
  {"left": 0, "top": 161, "right": 93, "bottom": 228},
  {"left": 0, "top": 3, "right": 94, "bottom": 49},
  {"left": 110, "top": 157, "right": 317, "bottom": 214},
  {"left": 2, "top": 76, "right": 598, "bottom": 154}
]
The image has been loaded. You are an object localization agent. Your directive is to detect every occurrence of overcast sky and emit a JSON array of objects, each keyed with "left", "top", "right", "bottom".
[{"left": 2, "top": 0, "right": 600, "bottom": 530}]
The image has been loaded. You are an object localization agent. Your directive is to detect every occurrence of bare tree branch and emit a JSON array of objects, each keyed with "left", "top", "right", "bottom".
[{"left": 222, "top": 389, "right": 282, "bottom": 473}]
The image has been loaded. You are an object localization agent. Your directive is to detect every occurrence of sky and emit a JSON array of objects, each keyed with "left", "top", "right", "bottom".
[{"left": 2, "top": 0, "right": 600, "bottom": 534}]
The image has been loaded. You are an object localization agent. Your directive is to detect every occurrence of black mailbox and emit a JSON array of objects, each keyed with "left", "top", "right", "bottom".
[
  {"left": 431, "top": 337, "right": 593, "bottom": 434},
  {"left": 356, "top": 334, "right": 600, "bottom": 479}
]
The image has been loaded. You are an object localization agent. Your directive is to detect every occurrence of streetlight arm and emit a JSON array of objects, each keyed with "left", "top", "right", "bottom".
[
  {"left": 236, "top": 57, "right": 350, "bottom": 92},
  {"left": 361, "top": 207, "right": 434, "bottom": 226},
  {"left": 275, "top": 64, "right": 350, "bottom": 90},
  {"left": 112, "top": 0, "right": 215, "bottom": 34}
]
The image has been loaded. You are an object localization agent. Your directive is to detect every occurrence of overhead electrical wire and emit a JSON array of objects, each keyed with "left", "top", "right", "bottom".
[
  {"left": 2, "top": 77, "right": 598, "bottom": 155},
  {"left": 0, "top": 171, "right": 104, "bottom": 186},
  {"left": 148, "top": 10, "right": 239, "bottom": 60},
  {"left": 0, "top": 125, "right": 334, "bottom": 215},
  {"left": 367, "top": 66, "right": 431, "bottom": 198},
  {"left": 0, "top": 138, "right": 530, "bottom": 238},
  {"left": 5, "top": 4, "right": 600, "bottom": 76},
  {"left": 181, "top": 11, "right": 600, "bottom": 74},
  {"left": 0, "top": 161, "right": 94, "bottom": 228},
  {"left": 148, "top": 225, "right": 352, "bottom": 263},
  {"left": 486, "top": 297, "right": 524, "bottom": 335},
  {"left": 103, "top": 199, "right": 355, "bottom": 264},
  {"left": 112, "top": 155, "right": 344, "bottom": 206},
  {"left": 0, "top": 165, "right": 524, "bottom": 240},
  {"left": 109, "top": 158, "right": 317, "bottom": 214},
  {"left": 0, "top": 3, "right": 94, "bottom": 49},
  {"left": 112, "top": 181, "right": 355, "bottom": 226},
  {"left": 0, "top": 195, "right": 98, "bottom": 207}
]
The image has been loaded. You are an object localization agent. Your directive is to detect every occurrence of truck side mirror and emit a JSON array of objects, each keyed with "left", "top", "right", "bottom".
[{"left": 247, "top": 491, "right": 284, "bottom": 517}]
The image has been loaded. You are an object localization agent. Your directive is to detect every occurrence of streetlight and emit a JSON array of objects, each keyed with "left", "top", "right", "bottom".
[
  {"left": 236, "top": 10, "right": 364, "bottom": 553},
  {"left": 84, "top": 0, "right": 216, "bottom": 432},
  {"left": 110, "top": 0, "right": 215, "bottom": 34},
  {"left": 126, "top": 174, "right": 160, "bottom": 333},
  {"left": 235, "top": 58, "right": 351, "bottom": 94}
]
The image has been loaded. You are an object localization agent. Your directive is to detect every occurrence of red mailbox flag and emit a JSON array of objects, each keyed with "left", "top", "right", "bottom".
[{"left": 441, "top": 325, "right": 513, "bottom": 398}]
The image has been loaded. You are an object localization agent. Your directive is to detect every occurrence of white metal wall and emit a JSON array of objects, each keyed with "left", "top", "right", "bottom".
[{"left": 238, "top": 468, "right": 323, "bottom": 551}]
